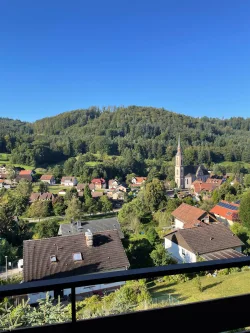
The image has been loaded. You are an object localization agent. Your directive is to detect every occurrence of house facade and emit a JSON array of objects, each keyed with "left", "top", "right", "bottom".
[
  {"left": 210, "top": 201, "right": 240, "bottom": 226},
  {"left": 91, "top": 178, "right": 106, "bottom": 190},
  {"left": 23, "top": 230, "right": 130, "bottom": 304},
  {"left": 16, "top": 170, "right": 34, "bottom": 182},
  {"left": 131, "top": 177, "right": 147, "bottom": 187},
  {"left": 61, "top": 177, "right": 77, "bottom": 186},
  {"left": 165, "top": 224, "right": 244, "bottom": 263},
  {"left": 175, "top": 136, "right": 209, "bottom": 189},
  {"left": 40, "top": 175, "right": 56, "bottom": 185}
]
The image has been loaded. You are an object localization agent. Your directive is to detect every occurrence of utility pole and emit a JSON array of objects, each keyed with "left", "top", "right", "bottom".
[{"left": 5, "top": 256, "right": 8, "bottom": 280}]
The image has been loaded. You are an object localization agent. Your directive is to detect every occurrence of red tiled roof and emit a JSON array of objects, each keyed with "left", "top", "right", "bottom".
[
  {"left": 134, "top": 177, "right": 147, "bottom": 184},
  {"left": 210, "top": 201, "right": 239, "bottom": 221},
  {"left": 91, "top": 178, "right": 105, "bottom": 184},
  {"left": 206, "top": 178, "right": 223, "bottom": 185},
  {"left": 40, "top": 175, "right": 54, "bottom": 181},
  {"left": 19, "top": 170, "right": 33, "bottom": 175},
  {"left": 172, "top": 203, "right": 207, "bottom": 228},
  {"left": 192, "top": 182, "right": 218, "bottom": 194}
]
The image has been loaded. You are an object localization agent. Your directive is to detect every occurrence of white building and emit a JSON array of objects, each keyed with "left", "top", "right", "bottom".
[{"left": 165, "top": 223, "right": 244, "bottom": 263}]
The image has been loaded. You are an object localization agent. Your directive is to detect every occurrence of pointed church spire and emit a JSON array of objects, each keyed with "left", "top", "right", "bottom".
[{"left": 177, "top": 134, "right": 181, "bottom": 152}]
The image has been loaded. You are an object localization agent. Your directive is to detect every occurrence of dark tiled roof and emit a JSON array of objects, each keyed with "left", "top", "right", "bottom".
[
  {"left": 58, "top": 217, "right": 124, "bottom": 239},
  {"left": 201, "top": 249, "right": 245, "bottom": 261},
  {"left": 184, "top": 165, "right": 209, "bottom": 177},
  {"left": 165, "top": 224, "right": 243, "bottom": 255},
  {"left": 23, "top": 230, "right": 129, "bottom": 282}
]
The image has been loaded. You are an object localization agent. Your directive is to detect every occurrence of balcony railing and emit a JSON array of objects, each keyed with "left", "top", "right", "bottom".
[{"left": 1, "top": 256, "right": 250, "bottom": 333}]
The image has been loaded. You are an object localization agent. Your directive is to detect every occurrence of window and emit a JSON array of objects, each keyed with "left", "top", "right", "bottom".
[
  {"left": 186, "top": 179, "right": 188, "bottom": 184},
  {"left": 73, "top": 252, "right": 82, "bottom": 261},
  {"left": 182, "top": 249, "right": 186, "bottom": 256},
  {"left": 50, "top": 255, "right": 57, "bottom": 263}
]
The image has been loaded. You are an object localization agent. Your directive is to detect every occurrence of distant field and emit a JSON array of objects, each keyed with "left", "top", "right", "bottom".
[
  {"left": 218, "top": 161, "right": 250, "bottom": 168},
  {"left": 0, "top": 153, "right": 11, "bottom": 161},
  {"left": 32, "top": 184, "right": 64, "bottom": 194}
]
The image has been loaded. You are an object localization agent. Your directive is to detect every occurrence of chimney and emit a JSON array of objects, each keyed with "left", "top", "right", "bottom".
[{"left": 85, "top": 229, "right": 93, "bottom": 247}]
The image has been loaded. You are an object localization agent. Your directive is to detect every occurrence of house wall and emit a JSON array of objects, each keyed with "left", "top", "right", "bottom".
[
  {"left": 28, "top": 282, "right": 125, "bottom": 304},
  {"left": 174, "top": 218, "right": 184, "bottom": 229},
  {"left": 214, "top": 214, "right": 233, "bottom": 226},
  {"left": 164, "top": 238, "right": 197, "bottom": 263}
]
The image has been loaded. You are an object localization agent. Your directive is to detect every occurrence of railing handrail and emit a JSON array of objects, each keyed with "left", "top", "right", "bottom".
[{"left": 1, "top": 256, "right": 250, "bottom": 298}]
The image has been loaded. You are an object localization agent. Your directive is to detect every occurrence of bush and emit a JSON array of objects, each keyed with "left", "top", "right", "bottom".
[
  {"left": 241, "top": 266, "right": 250, "bottom": 272},
  {"left": 217, "top": 268, "right": 230, "bottom": 276},
  {"left": 229, "top": 267, "right": 241, "bottom": 274}
]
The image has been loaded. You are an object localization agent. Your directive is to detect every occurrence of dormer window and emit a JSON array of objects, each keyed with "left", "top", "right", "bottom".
[
  {"left": 73, "top": 252, "right": 82, "bottom": 261},
  {"left": 50, "top": 255, "right": 57, "bottom": 263}
]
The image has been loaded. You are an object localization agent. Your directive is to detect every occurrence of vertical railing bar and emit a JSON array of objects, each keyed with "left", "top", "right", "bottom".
[{"left": 71, "top": 287, "right": 76, "bottom": 323}]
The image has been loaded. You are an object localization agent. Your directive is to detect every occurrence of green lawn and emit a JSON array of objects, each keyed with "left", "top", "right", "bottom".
[
  {"left": 32, "top": 184, "right": 64, "bottom": 194},
  {"left": 85, "top": 161, "right": 102, "bottom": 166},
  {"left": 149, "top": 270, "right": 250, "bottom": 304},
  {"left": 218, "top": 161, "right": 250, "bottom": 169}
]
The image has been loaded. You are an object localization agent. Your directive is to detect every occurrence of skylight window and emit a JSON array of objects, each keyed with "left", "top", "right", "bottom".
[
  {"left": 50, "top": 255, "right": 57, "bottom": 263},
  {"left": 73, "top": 252, "right": 82, "bottom": 261}
]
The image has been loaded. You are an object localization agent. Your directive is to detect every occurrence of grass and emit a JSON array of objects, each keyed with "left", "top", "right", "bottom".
[
  {"left": 217, "top": 161, "right": 250, "bottom": 169},
  {"left": 32, "top": 184, "right": 64, "bottom": 194},
  {"left": 0, "top": 153, "right": 34, "bottom": 169},
  {"left": 149, "top": 270, "right": 250, "bottom": 304},
  {"left": 85, "top": 161, "right": 102, "bottom": 166}
]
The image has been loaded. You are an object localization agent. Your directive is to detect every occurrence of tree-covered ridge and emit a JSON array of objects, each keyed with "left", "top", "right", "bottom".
[{"left": 1, "top": 106, "right": 250, "bottom": 167}]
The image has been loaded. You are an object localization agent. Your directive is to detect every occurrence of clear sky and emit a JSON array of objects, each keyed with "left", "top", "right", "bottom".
[{"left": 0, "top": 0, "right": 249, "bottom": 122}]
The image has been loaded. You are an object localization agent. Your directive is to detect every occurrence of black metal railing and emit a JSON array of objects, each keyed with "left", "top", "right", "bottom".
[{"left": 1, "top": 256, "right": 250, "bottom": 333}]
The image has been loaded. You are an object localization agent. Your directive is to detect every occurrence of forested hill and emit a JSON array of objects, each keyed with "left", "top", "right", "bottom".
[{"left": 1, "top": 106, "right": 250, "bottom": 167}]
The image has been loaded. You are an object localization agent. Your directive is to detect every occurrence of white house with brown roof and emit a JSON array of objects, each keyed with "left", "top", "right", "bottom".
[
  {"left": 171, "top": 203, "right": 217, "bottom": 229},
  {"left": 131, "top": 177, "right": 147, "bottom": 186},
  {"left": 165, "top": 224, "right": 244, "bottom": 263},
  {"left": 61, "top": 176, "right": 77, "bottom": 186},
  {"left": 40, "top": 175, "right": 56, "bottom": 185}
]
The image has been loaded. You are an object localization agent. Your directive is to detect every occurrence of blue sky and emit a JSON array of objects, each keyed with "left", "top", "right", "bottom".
[{"left": 0, "top": 0, "right": 249, "bottom": 122}]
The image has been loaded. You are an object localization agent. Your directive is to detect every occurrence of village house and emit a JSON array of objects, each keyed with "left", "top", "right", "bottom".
[
  {"left": 131, "top": 177, "right": 147, "bottom": 187},
  {"left": 210, "top": 200, "right": 240, "bottom": 226},
  {"left": 91, "top": 178, "right": 106, "bottom": 190},
  {"left": 107, "top": 189, "right": 125, "bottom": 201},
  {"left": 40, "top": 175, "right": 56, "bottom": 185},
  {"left": 77, "top": 183, "right": 95, "bottom": 192},
  {"left": 0, "top": 179, "right": 11, "bottom": 189},
  {"left": 58, "top": 217, "right": 124, "bottom": 239},
  {"left": 29, "top": 192, "right": 57, "bottom": 203},
  {"left": 61, "top": 176, "right": 77, "bottom": 186},
  {"left": 171, "top": 203, "right": 217, "bottom": 229},
  {"left": 23, "top": 230, "right": 130, "bottom": 304},
  {"left": 191, "top": 180, "right": 221, "bottom": 196},
  {"left": 16, "top": 170, "right": 34, "bottom": 182},
  {"left": 165, "top": 224, "right": 244, "bottom": 263},
  {"left": 108, "top": 179, "right": 120, "bottom": 189},
  {"left": 0, "top": 164, "right": 7, "bottom": 177}
]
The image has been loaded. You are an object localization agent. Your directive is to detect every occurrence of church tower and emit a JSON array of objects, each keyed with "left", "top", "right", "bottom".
[{"left": 175, "top": 135, "right": 184, "bottom": 188}]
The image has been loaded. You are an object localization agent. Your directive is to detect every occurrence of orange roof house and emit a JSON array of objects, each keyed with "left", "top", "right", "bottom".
[
  {"left": 172, "top": 203, "right": 217, "bottom": 229},
  {"left": 210, "top": 201, "right": 239, "bottom": 226}
]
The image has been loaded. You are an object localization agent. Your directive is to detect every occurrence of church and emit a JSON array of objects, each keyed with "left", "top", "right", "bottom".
[{"left": 175, "top": 137, "right": 209, "bottom": 189}]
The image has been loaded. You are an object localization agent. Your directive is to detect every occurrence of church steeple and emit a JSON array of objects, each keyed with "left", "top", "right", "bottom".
[
  {"left": 175, "top": 135, "right": 184, "bottom": 188},
  {"left": 177, "top": 134, "right": 181, "bottom": 153}
]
